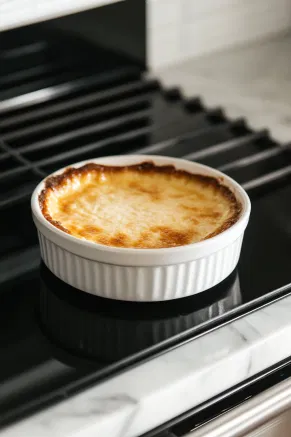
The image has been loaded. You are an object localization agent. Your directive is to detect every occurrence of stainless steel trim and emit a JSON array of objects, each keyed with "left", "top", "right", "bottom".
[{"left": 184, "top": 377, "right": 291, "bottom": 437}]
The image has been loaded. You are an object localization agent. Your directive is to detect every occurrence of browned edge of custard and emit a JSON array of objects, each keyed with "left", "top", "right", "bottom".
[{"left": 39, "top": 161, "right": 242, "bottom": 248}]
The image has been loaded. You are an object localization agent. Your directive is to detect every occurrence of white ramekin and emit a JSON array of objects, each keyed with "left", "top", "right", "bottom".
[{"left": 31, "top": 155, "right": 251, "bottom": 301}]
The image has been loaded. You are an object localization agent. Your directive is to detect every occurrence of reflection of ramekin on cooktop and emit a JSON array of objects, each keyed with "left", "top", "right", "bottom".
[
  {"left": 32, "top": 155, "right": 250, "bottom": 301},
  {"left": 40, "top": 264, "right": 242, "bottom": 363}
]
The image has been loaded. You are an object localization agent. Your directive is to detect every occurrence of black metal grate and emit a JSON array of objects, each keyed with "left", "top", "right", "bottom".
[
  {"left": 1, "top": 64, "right": 291, "bottom": 205},
  {"left": 1, "top": 79, "right": 291, "bottom": 209}
]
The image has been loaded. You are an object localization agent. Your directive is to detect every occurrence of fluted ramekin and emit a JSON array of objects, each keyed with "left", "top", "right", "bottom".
[{"left": 31, "top": 155, "right": 251, "bottom": 301}]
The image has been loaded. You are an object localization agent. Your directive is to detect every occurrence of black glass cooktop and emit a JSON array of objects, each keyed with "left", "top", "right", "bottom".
[{"left": 1, "top": 33, "right": 291, "bottom": 431}]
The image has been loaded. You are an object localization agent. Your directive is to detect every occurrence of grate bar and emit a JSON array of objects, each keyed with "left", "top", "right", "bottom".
[
  {"left": 17, "top": 109, "right": 150, "bottom": 154},
  {"left": 134, "top": 109, "right": 227, "bottom": 155},
  {"left": 0, "top": 188, "right": 38, "bottom": 209},
  {"left": 0, "top": 246, "right": 40, "bottom": 284},
  {"left": 0, "top": 64, "right": 54, "bottom": 87},
  {"left": 183, "top": 130, "right": 268, "bottom": 161},
  {"left": 0, "top": 139, "right": 44, "bottom": 177},
  {"left": 134, "top": 137, "right": 177, "bottom": 156},
  {"left": 0, "top": 71, "right": 94, "bottom": 104},
  {"left": 0, "top": 165, "right": 25, "bottom": 180},
  {"left": 37, "top": 126, "right": 151, "bottom": 168},
  {"left": 242, "top": 164, "right": 291, "bottom": 191},
  {"left": 219, "top": 147, "right": 284, "bottom": 172},
  {"left": 0, "top": 41, "right": 47, "bottom": 59},
  {"left": 2, "top": 91, "right": 157, "bottom": 142},
  {"left": 0, "top": 152, "right": 9, "bottom": 162},
  {"left": 0, "top": 164, "right": 35, "bottom": 182},
  {"left": 0, "top": 67, "right": 141, "bottom": 113},
  {"left": 0, "top": 78, "right": 159, "bottom": 130}
]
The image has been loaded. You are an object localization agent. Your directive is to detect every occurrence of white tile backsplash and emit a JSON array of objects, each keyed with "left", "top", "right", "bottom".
[{"left": 148, "top": 0, "right": 291, "bottom": 69}]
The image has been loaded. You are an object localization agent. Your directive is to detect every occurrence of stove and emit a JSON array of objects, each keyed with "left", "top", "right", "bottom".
[{"left": 1, "top": 2, "right": 291, "bottom": 435}]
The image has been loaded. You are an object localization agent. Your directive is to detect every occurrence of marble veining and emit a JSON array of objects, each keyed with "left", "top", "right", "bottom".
[{"left": 2, "top": 286, "right": 291, "bottom": 437}]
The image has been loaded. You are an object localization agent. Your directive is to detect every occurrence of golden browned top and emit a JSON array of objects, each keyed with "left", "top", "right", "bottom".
[{"left": 39, "top": 162, "right": 241, "bottom": 249}]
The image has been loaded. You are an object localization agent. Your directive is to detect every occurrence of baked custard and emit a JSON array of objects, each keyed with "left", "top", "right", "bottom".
[{"left": 39, "top": 162, "right": 241, "bottom": 249}]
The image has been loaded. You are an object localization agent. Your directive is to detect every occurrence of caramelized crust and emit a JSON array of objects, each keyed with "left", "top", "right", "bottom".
[{"left": 39, "top": 162, "right": 242, "bottom": 249}]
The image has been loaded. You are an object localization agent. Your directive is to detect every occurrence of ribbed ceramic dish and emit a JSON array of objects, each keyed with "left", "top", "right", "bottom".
[{"left": 31, "top": 155, "right": 251, "bottom": 301}]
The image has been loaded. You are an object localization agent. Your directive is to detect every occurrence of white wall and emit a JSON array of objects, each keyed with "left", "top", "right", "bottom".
[{"left": 148, "top": 0, "right": 291, "bottom": 69}]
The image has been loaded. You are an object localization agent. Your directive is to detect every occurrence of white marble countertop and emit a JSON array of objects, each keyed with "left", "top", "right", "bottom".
[
  {"left": 155, "top": 30, "right": 291, "bottom": 145},
  {"left": 2, "top": 33, "right": 291, "bottom": 437}
]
